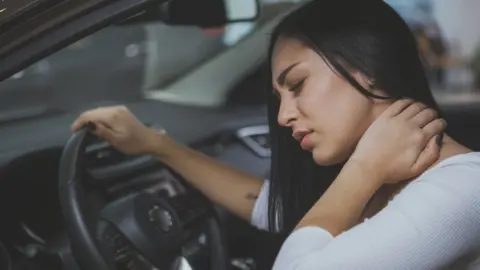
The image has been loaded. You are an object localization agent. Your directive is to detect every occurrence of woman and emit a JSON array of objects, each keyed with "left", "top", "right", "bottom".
[{"left": 72, "top": 0, "right": 480, "bottom": 268}]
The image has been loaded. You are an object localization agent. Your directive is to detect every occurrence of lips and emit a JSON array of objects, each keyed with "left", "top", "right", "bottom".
[
  {"left": 292, "top": 130, "right": 311, "bottom": 141},
  {"left": 293, "top": 130, "right": 314, "bottom": 150},
  {"left": 300, "top": 134, "right": 314, "bottom": 150}
]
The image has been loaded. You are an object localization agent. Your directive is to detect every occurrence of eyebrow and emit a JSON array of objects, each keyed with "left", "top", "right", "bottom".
[{"left": 276, "top": 62, "right": 300, "bottom": 86}]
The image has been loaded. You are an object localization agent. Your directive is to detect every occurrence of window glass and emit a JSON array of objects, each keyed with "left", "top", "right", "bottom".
[
  {"left": 386, "top": 0, "right": 480, "bottom": 103},
  {"left": 0, "top": 1, "right": 294, "bottom": 120}
]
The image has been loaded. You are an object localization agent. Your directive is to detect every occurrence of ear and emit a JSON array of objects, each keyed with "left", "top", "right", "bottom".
[
  {"left": 351, "top": 72, "right": 392, "bottom": 121},
  {"left": 352, "top": 71, "right": 388, "bottom": 98},
  {"left": 351, "top": 71, "right": 375, "bottom": 90}
]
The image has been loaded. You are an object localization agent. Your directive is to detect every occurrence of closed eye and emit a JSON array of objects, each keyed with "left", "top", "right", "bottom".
[
  {"left": 289, "top": 79, "right": 305, "bottom": 92},
  {"left": 271, "top": 79, "right": 305, "bottom": 99}
]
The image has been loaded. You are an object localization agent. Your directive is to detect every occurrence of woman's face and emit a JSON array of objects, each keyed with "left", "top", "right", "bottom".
[{"left": 271, "top": 37, "right": 389, "bottom": 165}]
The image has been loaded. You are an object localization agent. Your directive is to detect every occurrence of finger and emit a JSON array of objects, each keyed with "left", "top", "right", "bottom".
[
  {"left": 398, "top": 102, "right": 427, "bottom": 119},
  {"left": 421, "top": 118, "right": 447, "bottom": 139},
  {"left": 71, "top": 114, "right": 90, "bottom": 132},
  {"left": 71, "top": 109, "right": 102, "bottom": 132},
  {"left": 411, "top": 134, "right": 441, "bottom": 175},
  {"left": 71, "top": 109, "right": 113, "bottom": 132},
  {"left": 382, "top": 99, "right": 415, "bottom": 117},
  {"left": 411, "top": 108, "right": 438, "bottom": 128},
  {"left": 91, "top": 123, "right": 116, "bottom": 142}
]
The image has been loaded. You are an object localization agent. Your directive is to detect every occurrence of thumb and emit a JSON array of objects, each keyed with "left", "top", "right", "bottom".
[{"left": 411, "top": 133, "right": 443, "bottom": 176}]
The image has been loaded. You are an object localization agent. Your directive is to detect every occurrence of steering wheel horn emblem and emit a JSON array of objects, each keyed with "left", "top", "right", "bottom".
[{"left": 149, "top": 204, "right": 174, "bottom": 232}]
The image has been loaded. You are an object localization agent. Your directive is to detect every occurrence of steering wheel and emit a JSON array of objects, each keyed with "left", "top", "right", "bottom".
[{"left": 58, "top": 126, "right": 229, "bottom": 270}]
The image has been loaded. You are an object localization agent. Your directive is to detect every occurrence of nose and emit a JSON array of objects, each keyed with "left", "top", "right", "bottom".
[{"left": 277, "top": 97, "right": 298, "bottom": 127}]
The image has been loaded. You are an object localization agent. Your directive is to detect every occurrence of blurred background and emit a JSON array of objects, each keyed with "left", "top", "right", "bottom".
[
  {"left": 386, "top": 0, "right": 480, "bottom": 103},
  {"left": 1, "top": 0, "right": 479, "bottom": 116}
]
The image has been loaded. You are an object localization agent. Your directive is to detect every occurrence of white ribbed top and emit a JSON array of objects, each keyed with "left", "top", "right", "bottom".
[{"left": 252, "top": 152, "right": 480, "bottom": 270}]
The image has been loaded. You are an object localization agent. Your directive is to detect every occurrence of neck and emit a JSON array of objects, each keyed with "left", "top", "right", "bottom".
[
  {"left": 433, "top": 134, "right": 472, "bottom": 167},
  {"left": 363, "top": 134, "right": 472, "bottom": 219},
  {"left": 387, "top": 134, "right": 471, "bottom": 191}
]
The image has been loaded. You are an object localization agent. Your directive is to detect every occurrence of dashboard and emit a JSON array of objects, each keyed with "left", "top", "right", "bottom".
[{"left": 0, "top": 101, "right": 271, "bottom": 269}]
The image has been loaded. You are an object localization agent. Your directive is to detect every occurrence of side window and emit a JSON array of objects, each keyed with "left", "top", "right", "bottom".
[
  {"left": 0, "top": 21, "right": 247, "bottom": 117},
  {"left": 0, "top": 1, "right": 294, "bottom": 117},
  {"left": 140, "top": 23, "right": 232, "bottom": 90},
  {"left": 141, "top": 1, "right": 300, "bottom": 90},
  {"left": 386, "top": 0, "right": 480, "bottom": 104},
  {"left": 0, "top": 0, "right": 301, "bottom": 123},
  {"left": 0, "top": 25, "right": 148, "bottom": 117}
]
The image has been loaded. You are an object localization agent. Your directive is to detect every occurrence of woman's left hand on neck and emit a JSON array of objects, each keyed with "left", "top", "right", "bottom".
[
  {"left": 295, "top": 99, "right": 447, "bottom": 235},
  {"left": 350, "top": 99, "right": 447, "bottom": 184}
]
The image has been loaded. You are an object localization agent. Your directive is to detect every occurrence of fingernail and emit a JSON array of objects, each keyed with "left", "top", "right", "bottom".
[{"left": 436, "top": 133, "right": 444, "bottom": 146}]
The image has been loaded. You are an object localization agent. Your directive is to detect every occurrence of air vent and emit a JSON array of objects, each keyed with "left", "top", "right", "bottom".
[{"left": 235, "top": 125, "right": 270, "bottom": 158}]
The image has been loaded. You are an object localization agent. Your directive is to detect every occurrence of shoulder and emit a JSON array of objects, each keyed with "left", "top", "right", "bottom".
[
  {"left": 400, "top": 152, "right": 480, "bottom": 199},
  {"left": 330, "top": 153, "right": 480, "bottom": 268},
  {"left": 388, "top": 152, "right": 480, "bottom": 230},
  {"left": 271, "top": 154, "right": 480, "bottom": 270}
]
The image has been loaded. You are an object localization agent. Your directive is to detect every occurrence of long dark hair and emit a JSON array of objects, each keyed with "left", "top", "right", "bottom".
[{"left": 266, "top": 0, "right": 442, "bottom": 233}]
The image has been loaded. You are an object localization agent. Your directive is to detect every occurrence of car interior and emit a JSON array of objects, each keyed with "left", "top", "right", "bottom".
[{"left": 0, "top": 0, "right": 479, "bottom": 269}]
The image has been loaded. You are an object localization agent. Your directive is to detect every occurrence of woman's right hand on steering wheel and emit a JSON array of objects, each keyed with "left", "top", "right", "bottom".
[{"left": 71, "top": 105, "right": 162, "bottom": 156}]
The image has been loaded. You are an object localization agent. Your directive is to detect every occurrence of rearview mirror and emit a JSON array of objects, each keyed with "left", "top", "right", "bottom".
[{"left": 121, "top": 0, "right": 261, "bottom": 27}]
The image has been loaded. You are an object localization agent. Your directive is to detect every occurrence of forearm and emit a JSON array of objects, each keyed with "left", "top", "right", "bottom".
[
  {"left": 151, "top": 133, "right": 264, "bottom": 221},
  {"left": 295, "top": 159, "right": 383, "bottom": 236}
]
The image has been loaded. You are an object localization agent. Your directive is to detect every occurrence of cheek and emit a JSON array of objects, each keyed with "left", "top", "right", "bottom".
[
  {"left": 297, "top": 80, "right": 331, "bottom": 121},
  {"left": 298, "top": 79, "right": 350, "bottom": 133},
  {"left": 328, "top": 96, "right": 372, "bottom": 147},
  {"left": 310, "top": 105, "right": 370, "bottom": 165},
  {"left": 302, "top": 83, "right": 374, "bottom": 164}
]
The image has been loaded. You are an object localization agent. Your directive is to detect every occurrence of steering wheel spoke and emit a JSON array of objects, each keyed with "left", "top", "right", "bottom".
[
  {"left": 166, "top": 192, "right": 212, "bottom": 233},
  {"left": 99, "top": 192, "right": 184, "bottom": 269}
]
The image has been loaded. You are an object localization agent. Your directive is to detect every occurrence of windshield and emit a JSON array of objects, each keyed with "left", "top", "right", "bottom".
[{"left": 0, "top": 0, "right": 479, "bottom": 123}]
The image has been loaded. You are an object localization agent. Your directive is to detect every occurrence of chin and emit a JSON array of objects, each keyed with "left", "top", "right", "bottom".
[{"left": 311, "top": 147, "right": 348, "bottom": 166}]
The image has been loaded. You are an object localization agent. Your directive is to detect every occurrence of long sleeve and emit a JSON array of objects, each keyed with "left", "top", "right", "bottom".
[
  {"left": 250, "top": 179, "right": 271, "bottom": 231},
  {"left": 273, "top": 154, "right": 480, "bottom": 270}
]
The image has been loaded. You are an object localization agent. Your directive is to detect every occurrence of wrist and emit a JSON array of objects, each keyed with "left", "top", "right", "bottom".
[
  {"left": 145, "top": 129, "right": 175, "bottom": 158},
  {"left": 344, "top": 157, "right": 385, "bottom": 190}
]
